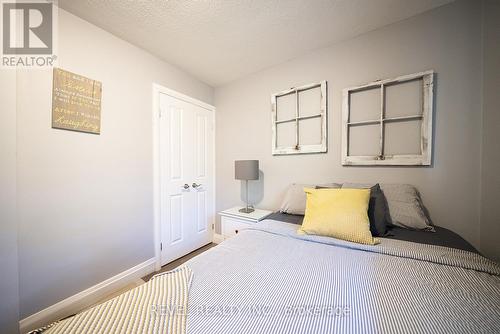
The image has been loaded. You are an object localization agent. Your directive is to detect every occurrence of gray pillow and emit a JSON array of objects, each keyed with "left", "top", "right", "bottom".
[
  {"left": 279, "top": 183, "right": 341, "bottom": 215},
  {"left": 341, "top": 183, "right": 389, "bottom": 236},
  {"left": 380, "top": 184, "right": 434, "bottom": 231},
  {"left": 343, "top": 183, "right": 433, "bottom": 231}
]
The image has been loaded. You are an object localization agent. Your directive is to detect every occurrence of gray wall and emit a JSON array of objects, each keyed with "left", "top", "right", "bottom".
[
  {"left": 9, "top": 0, "right": 499, "bottom": 323},
  {"left": 0, "top": 71, "right": 20, "bottom": 333},
  {"left": 16, "top": 9, "right": 213, "bottom": 318},
  {"left": 480, "top": 0, "right": 500, "bottom": 262},
  {"left": 215, "top": 0, "right": 484, "bottom": 250}
]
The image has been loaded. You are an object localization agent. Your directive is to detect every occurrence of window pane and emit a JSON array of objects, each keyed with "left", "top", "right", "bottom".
[
  {"left": 384, "top": 119, "right": 422, "bottom": 155},
  {"left": 276, "top": 93, "right": 296, "bottom": 121},
  {"left": 298, "top": 86, "right": 321, "bottom": 117},
  {"left": 298, "top": 117, "right": 322, "bottom": 145},
  {"left": 349, "top": 87, "right": 380, "bottom": 122},
  {"left": 348, "top": 124, "right": 380, "bottom": 156},
  {"left": 385, "top": 79, "right": 423, "bottom": 118},
  {"left": 276, "top": 122, "right": 296, "bottom": 147}
]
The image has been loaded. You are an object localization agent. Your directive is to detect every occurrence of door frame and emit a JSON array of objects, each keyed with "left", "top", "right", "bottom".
[{"left": 152, "top": 83, "right": 216, "bottom": 271}]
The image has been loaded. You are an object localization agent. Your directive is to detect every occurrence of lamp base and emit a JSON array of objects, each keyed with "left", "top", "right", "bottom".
[{"left": 239, "top": 207, "right": 255, "bottom": 214}]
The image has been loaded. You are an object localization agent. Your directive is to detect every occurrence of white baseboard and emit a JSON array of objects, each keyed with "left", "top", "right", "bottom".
[
  {"left": 213, "top": 233, "right": 224, "bottom": 244},
  {"left": 19, "top": 257, "right": 156, "bottom": 334}
]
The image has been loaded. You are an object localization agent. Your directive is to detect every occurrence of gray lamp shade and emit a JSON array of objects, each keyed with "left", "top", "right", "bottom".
[{"left": 235, "top": 160, "right": 259, "bottom": 180}]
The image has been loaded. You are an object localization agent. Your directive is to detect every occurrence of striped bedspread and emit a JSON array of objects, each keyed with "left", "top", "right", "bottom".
[
  {"left": 32, "top": 220, "right": 500, "bottom": 333},
  {"left": 185, "top": 220, "right": 500, "bottom": 334},
  {"left": 32, "top": 267, "right": 193, "bottom": 334}
]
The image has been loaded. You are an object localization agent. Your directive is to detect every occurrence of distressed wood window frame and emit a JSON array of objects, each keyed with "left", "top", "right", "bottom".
[
  {"left": 342, "top": 70, "right": 434, "bottom": 166},
  {"left": 271, "top": 80, "right": 327, "bottom": 155}
]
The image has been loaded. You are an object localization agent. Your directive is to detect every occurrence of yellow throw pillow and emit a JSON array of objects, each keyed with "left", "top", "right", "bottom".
[{"left": 299, "top": 188, "right": 379, "bottom": 245}]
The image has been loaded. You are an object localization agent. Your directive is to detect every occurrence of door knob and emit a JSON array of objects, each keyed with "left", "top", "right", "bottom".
[
  {"left": 192, "top": 183, "right": 202, "bottom": 189},
  {"left": 183, "top": 184, "right": 190, "bottom": 190}
]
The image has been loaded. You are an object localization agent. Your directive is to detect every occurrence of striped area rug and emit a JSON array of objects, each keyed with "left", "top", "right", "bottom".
[{"left": 31, "top": 266, "right": 193, "bottom": 334}]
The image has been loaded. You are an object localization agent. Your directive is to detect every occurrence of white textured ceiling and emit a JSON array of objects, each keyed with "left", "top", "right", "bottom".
[{"left": 59, "top": 0, "right": 454, "bottom": 86}]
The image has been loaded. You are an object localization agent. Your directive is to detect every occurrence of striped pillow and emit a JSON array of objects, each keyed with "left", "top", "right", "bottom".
[{"left": 299, "top": 188, "right": 379, "bottom": 245}]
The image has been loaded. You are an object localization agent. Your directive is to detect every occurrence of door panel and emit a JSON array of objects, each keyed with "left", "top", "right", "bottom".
[
  {"left": 196, "top": 114, "right": 207, "bottom": 178},
  {"left": 159, "top": 92, "right": 214, "bottom": 266},
  {"left": 196, "top": 190, "right": 207, "bottom": 233},
  {"left": 169, "top": 194, "right": 183, "bottom": 243},
  {"left": 192, "top": 107, "right": 214, "bottom": 243},
  {"left": 169, "top": 107, "right": 183, "bottom": 180}
]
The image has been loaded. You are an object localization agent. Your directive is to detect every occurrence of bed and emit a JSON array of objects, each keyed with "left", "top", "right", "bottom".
[
  {"left": 184, "top": 218, "right": 500, "bottom": 333},
  {"left": 34, "top": 217, "right": 500, "bottom": 334}
]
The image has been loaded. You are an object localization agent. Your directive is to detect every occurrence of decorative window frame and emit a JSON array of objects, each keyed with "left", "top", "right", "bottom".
[
  {"left": 271, "top": 81, "right": 327, "bottom": 155},
  {"left": 341, "top": 70, "right": 434, "bottom": 166}
]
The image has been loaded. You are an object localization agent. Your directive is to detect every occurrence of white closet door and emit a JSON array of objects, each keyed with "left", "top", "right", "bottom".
[{"left": 159, "top": 93, "right": 214, "bottom": 266}]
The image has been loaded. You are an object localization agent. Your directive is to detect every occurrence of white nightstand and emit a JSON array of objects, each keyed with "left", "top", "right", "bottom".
[{"left": 219, "top": 207, "right": 273, "bottom": 239}]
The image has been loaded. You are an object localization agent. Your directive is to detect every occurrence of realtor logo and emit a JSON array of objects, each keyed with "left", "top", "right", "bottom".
[{"left": 1, "top": 0, "right": 57, "bottom": 67}]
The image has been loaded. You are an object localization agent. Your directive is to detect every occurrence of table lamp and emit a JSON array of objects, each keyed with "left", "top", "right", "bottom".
[{"left": 235, "top": 160, "right": 259, "bottom": 213}]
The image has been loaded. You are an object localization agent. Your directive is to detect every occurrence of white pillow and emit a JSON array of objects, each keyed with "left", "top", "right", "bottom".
[{"left": 280, "top": 183, "right": 341, "bottom": 215}]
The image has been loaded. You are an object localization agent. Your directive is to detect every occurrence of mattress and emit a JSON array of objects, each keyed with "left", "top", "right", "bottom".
[{"left": 266, "top": 212, "right": 479, "bottom": 253}]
